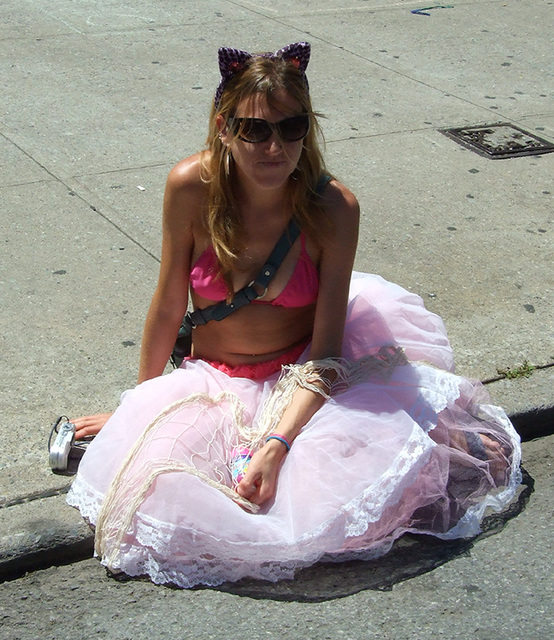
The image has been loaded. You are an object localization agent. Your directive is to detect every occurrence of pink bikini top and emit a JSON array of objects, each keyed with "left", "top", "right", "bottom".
[{"left": 190, "top": 234, "right": 319, "bottom": 308}]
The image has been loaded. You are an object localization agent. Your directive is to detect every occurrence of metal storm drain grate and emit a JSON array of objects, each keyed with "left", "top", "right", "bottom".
[{"left": 441, "top": 123, "right": 554, "bottom": 158}]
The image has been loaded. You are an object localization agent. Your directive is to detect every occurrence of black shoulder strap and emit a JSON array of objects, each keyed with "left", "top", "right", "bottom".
[
  {"left": 315, "top": 173, "right": 332, "bottom": 194},
  {"left": 184, "top": 218, "right": 301, "bottom": 328}
]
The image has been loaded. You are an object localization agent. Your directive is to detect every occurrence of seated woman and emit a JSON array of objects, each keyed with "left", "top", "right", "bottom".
[{"left": 67, "top": 42, "right": 521, "bottom": 588}]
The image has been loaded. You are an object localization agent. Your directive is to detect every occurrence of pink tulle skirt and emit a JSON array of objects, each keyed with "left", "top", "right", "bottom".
[{"left": 67, "top": 272, "right": 521, "bottom": 587}]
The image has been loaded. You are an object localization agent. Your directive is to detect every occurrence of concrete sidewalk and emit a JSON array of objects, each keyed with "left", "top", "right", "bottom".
[{"left": 1, "top": 0, "right": 552, "bottom": 636}]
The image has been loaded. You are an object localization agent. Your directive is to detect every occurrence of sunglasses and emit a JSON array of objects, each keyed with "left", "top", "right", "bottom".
[{"left": 227, "top": 114, "right": 310, "bottom": 143}]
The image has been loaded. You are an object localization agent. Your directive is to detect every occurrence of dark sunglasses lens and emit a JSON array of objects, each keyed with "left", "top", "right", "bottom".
[
  {"left": 235, "top": 119, "right": 272, "bottom": 143},
  {"left": 278, "top": 115, "right": 310, "bottom": 141}
]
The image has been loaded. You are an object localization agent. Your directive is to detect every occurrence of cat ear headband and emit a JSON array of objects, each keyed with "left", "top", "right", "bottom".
[{"left": 214, "top": 42, "right": 311, "bottom": 109}]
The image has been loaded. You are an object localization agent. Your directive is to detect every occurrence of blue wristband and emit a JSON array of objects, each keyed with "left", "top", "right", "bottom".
[{"left": 265, "top": 434, "right": 291, "bottom": 452}]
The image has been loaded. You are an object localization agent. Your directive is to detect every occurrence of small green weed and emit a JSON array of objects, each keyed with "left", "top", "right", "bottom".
[{"left": 497, "top": 360, "right": 535, "bottom": 380}]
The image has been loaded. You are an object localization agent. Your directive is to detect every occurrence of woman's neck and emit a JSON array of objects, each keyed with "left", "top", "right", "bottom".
[{"left": 236, "top": 182, "right": 292, "bottom": 225}]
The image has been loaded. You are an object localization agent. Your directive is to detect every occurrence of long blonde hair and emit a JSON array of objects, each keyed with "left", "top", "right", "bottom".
[{"left": 199, "top": 54, "right": 330, "bottom": 289}]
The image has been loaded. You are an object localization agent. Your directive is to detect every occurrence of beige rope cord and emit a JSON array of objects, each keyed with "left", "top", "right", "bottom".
[
  {"left": 95, "top": 391, "right": 257, "bottom": 567},
  {"left": 255, "top": 346, "right": 408, "bottom": 448},
  {"left": 95, "top": 346, "right": 408, "bottom": 570}
]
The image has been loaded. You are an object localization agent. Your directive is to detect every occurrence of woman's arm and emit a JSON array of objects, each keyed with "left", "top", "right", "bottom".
[
  {"left": 72, "top": 158, "right": 203, "bottom": 438},
  {"left": 137, "top": 157, "right": 203, "bottom": 383},
  {"left": 72, "top": 157, "right": 205, "bottom": 438},
  {"left": 236, "top": 181, "right": 360, "bottom": 505}
]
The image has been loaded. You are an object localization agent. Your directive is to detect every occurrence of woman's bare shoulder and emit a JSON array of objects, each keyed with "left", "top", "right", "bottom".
[
  {"left": 321, "top": 178, "right": 360, "bottom": 239},
  {"left": 163, "top": 153, "right": 210, "bottom": 229},
  {"left": 166, "top": 153, "right": 206, "bottom": 193},
  {"left": 323, "top": 178, "right": 359, "bottom": 213}
]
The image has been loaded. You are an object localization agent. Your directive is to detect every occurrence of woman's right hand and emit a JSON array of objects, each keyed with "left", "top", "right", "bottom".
[
  {"left": 235, "top": 439, "right": 288, "bottom": 506},
  {"left": 71, "top": 413, "right": 113, "bottom": 440}
]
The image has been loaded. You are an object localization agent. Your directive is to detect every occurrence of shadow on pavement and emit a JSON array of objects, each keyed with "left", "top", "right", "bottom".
[{"left": 211, "top": 467, "right": 534, "bottom": 602}]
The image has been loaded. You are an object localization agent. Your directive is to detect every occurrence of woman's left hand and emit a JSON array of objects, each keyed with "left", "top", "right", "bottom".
[
  {"left": 71, "top": 413, "right": 113, "bottom": 440},
  {"left": 235, "top": 439, "right": 288, "bottom": 506}
]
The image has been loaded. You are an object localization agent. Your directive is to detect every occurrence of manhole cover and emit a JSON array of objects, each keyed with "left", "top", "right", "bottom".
[{"left": 441, "top": 123, "right": 554, "bottom": 158}]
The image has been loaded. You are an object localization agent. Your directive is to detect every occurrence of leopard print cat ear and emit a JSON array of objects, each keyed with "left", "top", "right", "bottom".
[
  {"left": 273, "top": 42, "right": 310, "bottom": 73},
  {"left": 214, "top": 47, "right": 253, "bottom": 109},
  {"left": 214, "top": 42, "right": 311, "bottom": 109}
]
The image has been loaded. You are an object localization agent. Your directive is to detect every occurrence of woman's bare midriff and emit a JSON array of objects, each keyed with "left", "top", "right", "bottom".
[{"left": 191, "top": 303, "right": 315, "bottom": 365}]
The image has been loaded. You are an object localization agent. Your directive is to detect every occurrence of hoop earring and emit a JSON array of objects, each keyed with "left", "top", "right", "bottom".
[{"left": 224, "top": 151, "right": 232, "bottom": 176}]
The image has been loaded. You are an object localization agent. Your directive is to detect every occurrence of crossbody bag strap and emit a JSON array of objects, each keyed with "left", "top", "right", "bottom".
[
  {"left": 184, "top": 175, "right": 331, "bottom": 330},
  {"left": 171, "top": 176, "right": 329, "bottom": 367},
  {"left": 315, "top": 173, "right": 332, "bottom": 194},
  {"left": 184, "top": 218, "right": 301, "bottom": 329}
]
